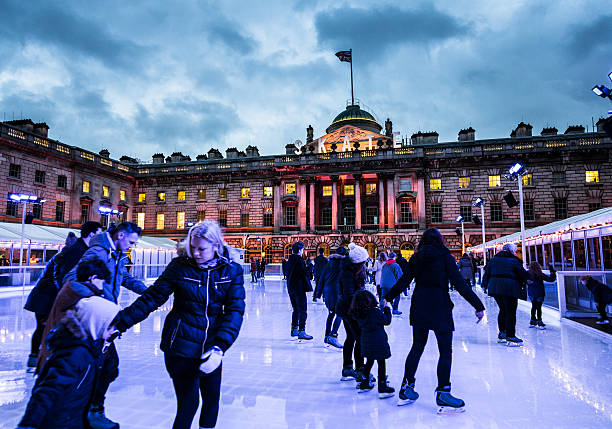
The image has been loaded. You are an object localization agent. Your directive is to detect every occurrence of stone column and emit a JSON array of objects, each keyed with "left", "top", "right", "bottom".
[
  {"left": 309, "top": 181, "right": 315, "bottom": 231},
  {"left": 354, "top": 174, "right": 362, "bottom": 230},
  {"left": 416, "top": 173, "right": 426, "bottom": 230},
  {"left": 298, "top": 181, "right": 307, "bottom": 231},
  {"left": 378, "top": 175, "right": 385, "bottom": 230},
  {"left": 273, "top": 180, "right": 281, "bottom": 232},
  {"left": 331, "top": 175, "right": 339, "bottom": 231},
  {"left": 386, "top": 175, "right": 395, "bottom": 230}
]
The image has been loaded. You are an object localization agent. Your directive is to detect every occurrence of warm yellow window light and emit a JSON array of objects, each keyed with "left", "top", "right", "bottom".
[
  {"left": 489, "top": 175, "right": 501, "bottom": 187},
  {"left": 585, "top": 171, "right": 599, "bottom": 183},
  {"left": 285, "top": 183, "right": 296, "bottom": 195},
  {"left": 322, "top": 185, "right": 332, "bottom": 196},
  {"left": 177, "top": 190, "right": 186, "bottom": 201},
  {"left": 458, "top": 177, "right": 470, "bottom": 188},
  {"left": 430, "top": 179, "right": 441, "bottom": 190},
  {"left": 241, "top": 188, "right": 250, "bottom": 198},
  {"left": 82, "top": 181, "right": 90, "bottom": 193},
  {"left": 263, "top": 186, "right": 273, "bottom": 197}
]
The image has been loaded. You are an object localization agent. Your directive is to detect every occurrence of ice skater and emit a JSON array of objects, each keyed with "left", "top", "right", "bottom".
[
  {"left": 527, "top": 262, "right": 556, "bottom": 328},
  {"left": 384, "top": 228, "right": 484, "bottom": 413},
  {"left": 580, "top": 275, "right": 612, "bottom": 324},
  {"left": 350, "top": 290, "right": 395, "bottom": 399},
  {"left": 319, "top": 247, "right": 346, "bottom": 348}
]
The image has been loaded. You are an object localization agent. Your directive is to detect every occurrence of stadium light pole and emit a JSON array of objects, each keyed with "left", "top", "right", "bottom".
[
  {"left": 506, "top": 163, "right": 528, "bottom": 267},
  {"left": 473, "top": 197, "right": 487, "bottom": 266},
  {"left": 455, "top": 215, "right": 465, "bottom": 255}
]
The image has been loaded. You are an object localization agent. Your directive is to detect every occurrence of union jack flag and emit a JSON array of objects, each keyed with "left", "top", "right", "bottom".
[{"left": 335, "top": 50, "right": 352, "bottom": 63}]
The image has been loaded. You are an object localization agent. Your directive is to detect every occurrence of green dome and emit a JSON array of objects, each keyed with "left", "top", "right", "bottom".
[{"left": 331, "top": 105, "right": 377, "bottom": 125}]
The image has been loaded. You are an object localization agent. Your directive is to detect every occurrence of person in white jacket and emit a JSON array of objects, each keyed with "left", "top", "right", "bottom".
[{"left": 373, "top": 252, "right": 387, "bottom": 300}]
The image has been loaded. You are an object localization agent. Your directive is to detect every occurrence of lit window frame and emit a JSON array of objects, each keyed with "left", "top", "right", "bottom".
[
  {"left": 120, "top": 190, "right": 126, "bottom": 201},
  {"left": 157, "top": 191, "right": 166, "bottom": 202},
  {"left": 585, "top": 170, "right": 599, "bottom": 183},
  {"left": 156, "top": 213, "right": 165, "bottom": 230},
  {"left": 458, "top": 177, "right": 470, "bottom": 188},
  {"left": 102, "top": 185, "right": 110, "bottom": 198},
  {"left": 522, "top": 174, "right": 533, "bottom": 186},
  {"left": 285, "top": 183, "right": 296, "bottom": 195},
  {"left": 138, "top": 193, "right": 146, "bottom": 202},
  {"left": 219, "top": 188, "right": 228, "bottom": 199},
  {"left": 241, "top": 187, "right": 250, "bottom": 198},
  {"left": 82, "top": 180, "right": 90, "bottom": 193},
  {"left": 322, "top": 185, "right": 332, "bottom": 197},
  {"left": 137, "top": 212, "right": 145, "bottom": 229},
  {"left": 263, "top": 186, "right": 273, "bottom": 198},
  {"left": 177, "top": 190, "right": 186, "bottom": 201},
  {"left": 176, "top": 211, "right": 185, "bottom": 229},
  {"left": 488, "top": 175, "right": 501, "bottom": 187},
  {"left": 430, "top": 179, "right": 442, "bottom": 190},
  {"left": 344, "top": 184, "right": 355, "bottom": 196}
]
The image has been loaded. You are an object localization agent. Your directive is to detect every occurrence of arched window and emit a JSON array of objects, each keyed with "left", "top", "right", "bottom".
[
  {"left": 400, "top": 242, "right": 415, "bottom": 259},
  {"left": 284, "top": 243, "right": 293, "bottom": 260},
  {"left": 365, "top": 242, "right": 377, "bottom": 259},
  {"left": 317, "top": 242, "right": 330, "bottom": 257},
  {"left": 263, "top": 246, "right": 272, "bottom": 264}
]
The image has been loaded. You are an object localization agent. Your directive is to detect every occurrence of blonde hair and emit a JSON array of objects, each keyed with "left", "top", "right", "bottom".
[{"left": 178, "top": 219, "right": 239, "bottom": 262}]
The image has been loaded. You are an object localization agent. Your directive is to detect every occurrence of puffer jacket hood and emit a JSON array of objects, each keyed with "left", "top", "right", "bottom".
[{"left": 46, "top": 311, "right": 89, "bottom": 353}]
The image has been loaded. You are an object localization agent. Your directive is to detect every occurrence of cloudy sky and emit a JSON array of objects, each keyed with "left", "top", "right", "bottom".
[{"left": 0, "top": 0, "right": 610, "bottom": 161}]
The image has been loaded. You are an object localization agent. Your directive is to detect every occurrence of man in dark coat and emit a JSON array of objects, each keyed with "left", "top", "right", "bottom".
[
  {"left": 312, "top": 248, "right": 328, "bottom": 302},
  {"left": 285, "top": 242, "right": 313, "bottom": 340},
  {"left": 482, "top": 243, "right": 530, "bottom": 346},
  {"left": 24, "top": 221, "right": 102, "bottom": 368},
  {"left": 395, "top": 252, "right": 411, "bottom": 293}
]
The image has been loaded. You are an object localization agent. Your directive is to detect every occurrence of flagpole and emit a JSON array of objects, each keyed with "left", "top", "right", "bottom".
[{"left": 350, "top": 49, "right": 354, "bottom": 105}]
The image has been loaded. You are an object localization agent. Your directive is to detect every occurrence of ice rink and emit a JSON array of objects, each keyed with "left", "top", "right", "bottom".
[{"left": 1, "top": 276, "right": 611, "bottom": 428}]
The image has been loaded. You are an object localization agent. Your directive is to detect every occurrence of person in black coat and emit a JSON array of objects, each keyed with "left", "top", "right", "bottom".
[
  {"left": 319, "top": 248, "right": 347, "bottom": 348},
  {"left": 111, "top": 220, "right": 245, "bottom": 429},
  {"left": 395, "top": 252, "right": 411, "bottom": 294},
  {"left": 482, "top": 243, "right": 530, "bottom": 346},
  {"left": 312, "top": 248, "right": 329, "bottom": 302},
  {"left": 580, "top": 275, "right": 612, "bottom": 324},
  {"left": 18, "top": 297, "right": 119, "bottom": 429},
  {"left": 24, "top": 221, "right": 102, "bottom": 368},
  {"left": 337, "top": 243, "right": 369, "bottom": 381},
  {"left": 527, "top": 262, "right": 556, "bottom": 328},
  {"left": 350, "top": 290, "right": 395, "bottom": 397},
  {"left": 384, "top": 228, "right": 484, "bottom": 409},
  {"left": 285, "top": 242, "right": 313, "bottom": 340}
]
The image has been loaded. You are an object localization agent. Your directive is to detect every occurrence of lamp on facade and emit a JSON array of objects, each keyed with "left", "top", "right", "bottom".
[
  {"left": 455, "top": 215, "right": 465, "bottom": 254},
  {"left": 506, "top": 162, "right": 528, "bottom": 266},
  {"left": 473, "top": 197, "right": 487, "bottom": 266},
  {"left": 98, "top": 206, "right": 120, "bottom": 228}
]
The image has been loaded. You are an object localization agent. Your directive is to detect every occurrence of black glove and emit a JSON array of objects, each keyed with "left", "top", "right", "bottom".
[{"left": 548, "top": 263, "right": 556, "bottom": 272}]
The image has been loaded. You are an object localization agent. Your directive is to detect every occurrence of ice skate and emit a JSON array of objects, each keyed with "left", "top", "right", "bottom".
[
  {"left": 529, "top": 319, "right": 537, "bottom": 328},
  {"left": 290, "top": 327, "right": 298, "bottom": 340},
  {"left": 435, "top": 387, "right": 465, "bottom": 414},
  {"left": 357, "top": 378, "right": 375, "bottom": 393},
  {"left": 397, "top": 379, "right": 419, "bottom": 406},
  {"left": 88, "top": 406, "right": 120, "bottom": 429},
  {"left": 497, "top": 332, "right": 506, "bottom": 343},
  {"left": 26, "top": 353, "right": 37, "bottom": 368},
  {"left": 324, "top": 333, "right": 343, "bottom": 349},
  {"left": 392, "top": 309, "right": 403, "bottom": 316},
  {"left": 355, "top": 369, "right": 376, "bottom": 385},
  {"left": 341, "top": 367, "right": 358, "bottom": 381},
  {"left": 297, "top": 330, "right": 313, "bottom": 342},
  {"left": 506, "top": 336, "right": 524, "bottom": 347},
  {"left": 537, "top": 320, "right": 546, "bottom": 330},
  {"left": 378, "top": 377, "right": 395, "bottom": 399},
  {"left": 595, "top": 318, "right": 609, "bottom": 325}
]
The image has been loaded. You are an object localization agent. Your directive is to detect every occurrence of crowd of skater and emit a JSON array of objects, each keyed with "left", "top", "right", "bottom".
[{"left": 14, "top": 219, "right": 612, "bottom": 428}]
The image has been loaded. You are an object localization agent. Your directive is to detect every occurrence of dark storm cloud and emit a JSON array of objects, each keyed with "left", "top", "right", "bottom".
[
  {"left": 133, "top": 97, "right": 241, "bottom": 149},
  {"left": 0, "top": 0, "right": 146, "bottom": 69},
  {"left": 315, "top": 3, "right": 469, "bottom": 61},
  {"left": 208, "top": 23, "right": 257, "bottom": 55},
  {"left": 0, "top": 92, "right": 58, "bottom": 125},
  {"left": 568, "top": 14, "right": 612, "bottom": 58}
]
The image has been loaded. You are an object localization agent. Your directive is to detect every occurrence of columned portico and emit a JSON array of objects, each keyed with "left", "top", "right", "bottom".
[
  {"left": 354, "top": 174, "right": 362, "bottom": 230},
  {"left": 298, "top": 181, "right": 307, "bottom": 231},
  {"left": 378, "top": 175, "right": 385, "bottom": 230},
  {"left": 386, "top": 175, "right": 395, "bottom": 230},
  {"left": 331, "top": 175, "right": 339, "bottom": 231},
  {"left": 273, "top": 180, "right": 281, "bottom": 232},
  {"left": 309, "top": 181, "right": 315, "bottom": 231}
]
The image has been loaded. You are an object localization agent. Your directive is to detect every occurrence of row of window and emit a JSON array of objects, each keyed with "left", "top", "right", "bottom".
[
  {"left": 9, "top": 164, "right": 69, "bottom": 188},
  {"left": 82, "top": 181, "right": 126, "bottom": 201},
  {"left": 429, "top": 171, "right": 600, "bottom": 190},
  {"left": 144, "top": 208, "right": 276, "bottom": 230}
]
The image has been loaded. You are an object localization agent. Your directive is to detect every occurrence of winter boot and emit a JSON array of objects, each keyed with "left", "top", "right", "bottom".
[
  {"left": 341, "top": 366, "right": 358, "bottom": 381},
  {"left": 397, "top": 379, "right": 419, "bottom": 406},
  {"left": 324, "top": 333, "right": 343, "bottom": 349},
  {"left": 357, "top": 377, "right": 375, "bottom": 393},
  {"left": 435, "top": 386, "right": 465, "bottom": 414},
  {"left": 506, "top": 336, "right": 524, "bottom": 347},
  {"left": 497, "top": 332, "right": 507, "bottom": 343},
  {"left": 392, "top": 309, "right": 403, "bottom": 315},
  {"left": 378, "top": 377, "right": 395, "bottom": 399},
  {"left": 88, "top": 406, "right": 119, "bottom": 429},
  {"left": 297, "top": 330, "right": 313, "bottom": 341},
  {"left": 290, "top": 327, "right": 299, "bottom": 339},
  {"left": 529, "top": 319, "right": 537, "bottom": 328},
  {"left": 537, "top": 320, "right": 546, "bottom": 329}
]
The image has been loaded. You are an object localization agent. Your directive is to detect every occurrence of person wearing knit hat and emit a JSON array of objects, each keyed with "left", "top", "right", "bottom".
[{"left": 348, "top": 243, "right": 369, "bottom": 264}]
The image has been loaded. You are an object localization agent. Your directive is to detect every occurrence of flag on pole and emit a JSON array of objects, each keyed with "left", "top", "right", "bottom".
[{"left": 335, "top": 50, "right": 352, "bottom": 63}]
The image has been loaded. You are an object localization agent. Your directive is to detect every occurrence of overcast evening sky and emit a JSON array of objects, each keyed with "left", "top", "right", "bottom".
[{"left": 0, "top": 0, "right": 610, "bottom": 161}]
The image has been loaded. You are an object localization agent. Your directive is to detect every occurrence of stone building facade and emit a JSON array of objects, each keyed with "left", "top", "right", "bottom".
[{"left": 1, "top": 109, "right": 611, "bottom": 262}]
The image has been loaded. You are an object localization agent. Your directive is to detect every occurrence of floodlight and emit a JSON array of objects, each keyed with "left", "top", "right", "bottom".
[
  {"left": 473, "top": 197, "right": 485, "bottom": 207},
  {"left": 455, "top": 215, "right": 464, "bottom": 223},
  {"left": 609, "top": 71, "right": 612, "bottom": 82},
  {"left": 508, "top": 162, "right": 526, "bottom": 176},
  {"left": 9, "top": 193, "right": 21, "bottom": 201},
  {"left": 593, "top": 85, "right": 604, "bottom": 97},
  {"left": 39, "top": 199, "right": 47, "bottom": 203}
]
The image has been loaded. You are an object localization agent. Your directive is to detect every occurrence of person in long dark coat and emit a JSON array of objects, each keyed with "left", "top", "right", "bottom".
[
  {"left": 482, "top": 243, "right": 530, "bottom": 346},
  {"left": 457, "top": 253, "right": 474, "bottom": 287},
  {"left": 285, "top": 242, "right": 313, "bottom": 340},
  {"left": 319, "top": 247, "right": 346, "bottom": 348},
  {"left": 350, "top": 289, "right": 395, "bottom": 397},
  {"left": 312, "top": 248, "right": 329, "bottom": 302},
  {"left": 384, "top": 228, "right": 484, "bottom": 410}
]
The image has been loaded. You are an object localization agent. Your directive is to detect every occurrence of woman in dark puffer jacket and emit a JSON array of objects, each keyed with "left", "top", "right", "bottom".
[{"left": 112, "top": 220, "right": 246, "bottom": 429}]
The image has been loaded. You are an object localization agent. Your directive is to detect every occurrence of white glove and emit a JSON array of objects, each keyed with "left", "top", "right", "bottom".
[{"left": 199, "top": 346, "right": 223, "bottom": 374}]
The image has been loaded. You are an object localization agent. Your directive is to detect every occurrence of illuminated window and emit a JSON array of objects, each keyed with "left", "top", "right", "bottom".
[
  {"left": 522, "top": 174, "right": 533, "bottom": 186},
  {"left": 241, "top": 187, "right": 250, "bottom": 198},
  {"left": 365, "top": 183, "right": 377, "bottom": 195},
  {"left": 137, "top": 212, "right": 145, "bottom": 229},
  {"left": 198, "top": 189, "right": 206, "bottom": 199},
  {"left": 285, "top": 183, "right": 296, "bottom": 195},
  {"left": 344, "top": 184, "right": 355, "bottom": 196},
  {"left": 263, "top": 186, "right": 273, "bottom": 197},
  {"left": 430, "top": 179, "right": 441, "bottom": 190},
  {"left": 177, "top": 190, "right": 186, "bottom": 201},
  {"left": 157, "top": 192, "right": 165, "bottom": 202},
  {"left": 219, "top": 188, "right": 227, "bottom": 199},
  {"left": 138, "top": 193, "right": 146, "bottom": 202},
  {"left": 156, "top": 213, "right": 165, "bottom": 230},
  {"left": 488, "top": 175, "right": 501, "bottom": 187},
  {"left": 82, "top": 180, "right": 90, "bottom": 193},
  {"left": 120, "top": 190, "right": 126, "bottom": 201},
  {"left": 322, "top": 185, "right": 332, "bottom": 197},
  {"left": 102, "top": 185, "right": 110, "bottom": 198},
  {"left": 176, "top": 211, "right": 185, "bottom": 229},
  {"left": 585, "top": 170, "right": 599, "bottom": 183},
  {"left": 458, "top": 177, "right": 470, "bottom": 188}
]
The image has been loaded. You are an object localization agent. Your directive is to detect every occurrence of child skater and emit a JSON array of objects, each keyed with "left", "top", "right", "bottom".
[
  {"left": 350, "top": 289, "right": 395, "bottom": 399},
  {"left": 527, "top": 262, "right": 556, "bottom": 329}
]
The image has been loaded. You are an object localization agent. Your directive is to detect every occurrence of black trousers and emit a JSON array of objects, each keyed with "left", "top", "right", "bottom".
[
  {"left": 92, "top": 342, "right": 119, "bottom": 407},
  {"left": 494, "top": 295, "right": 518, "bottom": 337},
  {"left": 596, "top": 301, "right": 609, "bottom": 320},
  {"left": 404, "top": 327, "right": 452, "bottom": 390},
  {"left": 30, "top": 313, "right": 47, "bottom": 356},
  {"left": 531, "top": 298, "right": 543, "bottom": 321},
  {"left": 342, "top": 316, "right": 363, "bottom": 370},
  {"left": 289, "top": 291, "right": 307, "bottom": 330},
  {"left": 165, "top": 354, "right": 222, "bottom": 429},
  {"left": 325, "top": 310, "right": 342, "bottom": 337},
  {"left": 363, "top": 358, "right": 386, "bottom": 384}
]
